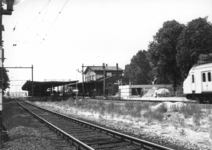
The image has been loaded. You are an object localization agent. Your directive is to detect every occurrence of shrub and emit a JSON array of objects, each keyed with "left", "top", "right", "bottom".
[
  {"left": 98, "top": 101, "right": 106, "bottom": 115},
  {"left": 143, "top": 109, "right": 164, "bottom": 122},
  {"left": 125, "top": 102, "right": 135, "bottom": 111},
  {"left": 179, "top": 129, "right": 186, "bottom": 136},
  {"left": 157, "top": 103, "right": 168, "bottom": 113},
  {"left": 66, "top": 99, "right": 75, "bottom": 106},
  {"left": 107, "top": 102, "right": 115, "bottom": 113},
  {"left": 116, "top": 107, "right": 127, "bottom": 116},
  {"left": 193, "top": 114, "right": 201, "bottom": 126},
  {"left": 98, "top": 101, "right": 105, "bottom": 108},
  {"left": 170, "top": 104, "right": 178, "bottom": 112},
  {"left": 179, "top": 104, "right": 202, "bottom": 118}
]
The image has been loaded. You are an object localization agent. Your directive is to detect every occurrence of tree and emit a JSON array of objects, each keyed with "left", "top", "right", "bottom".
[
  {"left": 124, "top": 50, "right": 152, "bottom": 84},
  {"left": 148, "top": 20, "right": 184, "bottom": 90},
  {"left": 176, "top": 17, "right": 212, "bottom": 78},
  {"left": 0, "top": 67, "right": 10, "bottom": 93}
]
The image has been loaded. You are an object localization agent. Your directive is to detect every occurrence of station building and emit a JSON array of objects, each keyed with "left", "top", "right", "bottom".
[
  {"left": 69, "top": 63, "right": 129, "bottom": 96},
  {"left": 21, "top": 63, "right": 129, "bottom": 97}
]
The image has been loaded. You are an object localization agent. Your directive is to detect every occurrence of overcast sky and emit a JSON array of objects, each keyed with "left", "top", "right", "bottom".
[{"left": 2, "top": 0, "right": 212, "bottom": 92}]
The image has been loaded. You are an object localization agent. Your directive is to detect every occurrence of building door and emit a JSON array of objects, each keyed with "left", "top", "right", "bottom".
[{"left": 202, "top": 71, "right": 212, "bottom": 92}]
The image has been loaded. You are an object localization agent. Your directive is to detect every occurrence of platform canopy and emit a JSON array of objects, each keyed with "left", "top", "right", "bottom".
[{"left": 22, "top": 80, "right": 78, "bottom": 91}]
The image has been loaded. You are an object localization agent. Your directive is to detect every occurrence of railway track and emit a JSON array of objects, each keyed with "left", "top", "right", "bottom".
[{"left": 16, "top": 100, "right": 174, "bottom": 150}]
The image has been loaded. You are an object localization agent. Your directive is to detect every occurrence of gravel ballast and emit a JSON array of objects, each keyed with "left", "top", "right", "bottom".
[{"left": 2, "top": 98, "right": 76, "bottom": 150}]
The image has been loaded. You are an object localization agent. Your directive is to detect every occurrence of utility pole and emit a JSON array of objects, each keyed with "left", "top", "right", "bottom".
[
  {"left": 31, "top": 65, "right": 33, "bottom": 97},
  {"left": 0, "top": 0, "right": 5, "bottom": 147},
  {"left": 103, "top": 63, "right": 105, "bottom": 97},
  {"left": 82, "top": 64, "right": 84, "bottom": 98},
  {"left": 0, "top": 0, "right": 22, "bottom": 147},
  {"left": 76, "top": 69, "right": 78, "bottom": 100}
]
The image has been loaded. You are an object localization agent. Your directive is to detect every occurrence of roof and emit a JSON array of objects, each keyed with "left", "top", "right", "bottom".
[
  {"left": 97, "top": 74, "right": 128, "bottom": 81},
  {"left": 191, "top": 62, "right": 212, "bottom": 71},
  {"left": 22, "top": 80, "right": 78, "bottom": 91},
  {"left": 84, "top": 66, "right": 123, "bottom": 74}
]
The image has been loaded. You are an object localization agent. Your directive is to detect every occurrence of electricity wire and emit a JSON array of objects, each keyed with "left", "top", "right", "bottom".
[
  {"left": 42, "top": 0, "right": 69, "bottom": 43},
  {"left": 27, "top": 0, "right": 52, "bottom": 30},
  {"left": 13, "top": 0, "right": 27, "bottom": 32},
  {"left": 13, "top": 0, "right": 51, "bottom": 47},
  {"left": 10, "top": 0, "right": 29, "bottom": 47},
  {"left": 37, "top": 0, "right": 51, "bottom": 36},
  {"left": 35, "top": 0, "right": 51, "bottom": 44}
]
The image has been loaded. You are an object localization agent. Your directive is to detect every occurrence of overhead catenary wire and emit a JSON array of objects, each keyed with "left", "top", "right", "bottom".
[
  {"left": 13, "top": 0, "right": 27, "bottom": 32},
  {"left": 35, "top": 0, "right": 52, "bottom": 44},
  {"left": 12, "top": 2, "right": 29, "bottom": 46},
  {"left": 27, "top": 0, "right": 52, "bottom": 30},
  {"left": 42, "top": 0, "right": 69, "bottom": 43},
  {"left": 13, "top": 0, "right": 51, "bottom": 47},
  {"left": 36, "top": 0, "right": 51, "bottom": 36}
]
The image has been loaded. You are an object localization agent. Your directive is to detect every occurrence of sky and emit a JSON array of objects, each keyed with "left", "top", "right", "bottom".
[{"left": 2, "top": 0, "right": 212, "bottom": 92}]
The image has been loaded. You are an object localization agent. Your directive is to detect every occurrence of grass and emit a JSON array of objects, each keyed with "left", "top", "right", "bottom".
[
  {"left": 35, "top": 98, "right": 212, "bottom": 128},
  {"left": 179, "top": 104, "right": 202, "bottom": 118},
  {"left": 31, "top": 98, "right": 212, "bottom": 150}
]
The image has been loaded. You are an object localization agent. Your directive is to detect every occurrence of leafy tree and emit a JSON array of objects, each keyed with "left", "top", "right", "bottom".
[
  {"left": 148, "top": 20, "right": 184, "bottom": 90},
  {"left": 124, "top": 50, "right": 152, "bottom": 84},
  {"left": 176, "top": 17, "right": 212, "bottom": 78},
  {"left": 0, "top": 67, "right": 10, "bottom": 93}
]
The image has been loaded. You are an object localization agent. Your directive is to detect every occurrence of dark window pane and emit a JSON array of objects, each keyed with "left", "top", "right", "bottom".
[
  {"left": 203, "top": 73, "right": 206, "bottom": 82},
  {"left": 208, "top": 72, "right": 211, "bottom": 82},
  {"left": 192, "top": 75, "right": 195, "bottom": 83}
]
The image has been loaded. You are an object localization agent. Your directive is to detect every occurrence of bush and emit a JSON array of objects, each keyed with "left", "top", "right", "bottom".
[
  {"left": 157, "top": 103, "right": 168, "bottom": 113},
  {"left": 179, "top": 104, "right": 202, "bottom": 118},
  {"left": 143, "top": 108, "right": 164, "bottom": 122},
  {"left": 98, "top": 101, "right": 106, "bottom": 115},
  {"left": 107, "top": 102, "right": 115, "bottom": 113},
  {"left": 193, "top": 114, "right": 201, "bottom": 126},
  {"left": 125, "top": 102, "right": 135, "bottom": 111}
]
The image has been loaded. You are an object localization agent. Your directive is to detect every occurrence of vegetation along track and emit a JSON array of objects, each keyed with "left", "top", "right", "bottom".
[{"left": 16, "top": 100, "right": 174, "bottom": 150}]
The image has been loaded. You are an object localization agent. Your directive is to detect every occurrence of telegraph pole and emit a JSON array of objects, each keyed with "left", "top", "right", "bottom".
[
  {"left": 0, "top": 0, "right": 4, "bottom": 147},
  {"left": 103, "top": 63, "right": 105, "bottom": 97},
  {"left": 82, "top": 64, "right": 84, "bottom": 98},
  {"left": 0, "top": 0, "right": 21, "bottom": 147},
  {"left": 31, "top": 65, "right": 33, "bottom": 97}
]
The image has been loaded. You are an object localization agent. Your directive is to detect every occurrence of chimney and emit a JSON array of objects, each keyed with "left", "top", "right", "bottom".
[{"left": 116, "top": 63, "right": 118, "bottom": 70}]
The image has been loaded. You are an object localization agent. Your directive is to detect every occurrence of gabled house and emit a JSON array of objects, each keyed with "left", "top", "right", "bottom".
[{"left": 84, "top": 63, "right": 123, "bottom": 82}]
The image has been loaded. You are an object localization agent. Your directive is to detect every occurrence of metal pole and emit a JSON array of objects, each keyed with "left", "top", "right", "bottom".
[
  {"left": 76, "top": 70, "right": 78, "bottom": 100},
  {"left": 82, "top": 64, "right": 84, "bottom": 98},
  {"left": 0, "top": 1, "right": 3, "bottom": 147},
  {"left": 31, "top": 65, "right": 33, "bottom": 97},
  {"left": 103, "top": 63, "right": 105, "bottom": 97}
]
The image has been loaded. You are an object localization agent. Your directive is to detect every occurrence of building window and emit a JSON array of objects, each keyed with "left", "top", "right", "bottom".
[
  {"left": 208, "top": 72, "right": 211, "bottom": 82},
  {"left": 192, "top": 75, "right": 195, "bottom": 83},
  {"left": 202, "top": 73, "right": 206, "bottom": 82}
]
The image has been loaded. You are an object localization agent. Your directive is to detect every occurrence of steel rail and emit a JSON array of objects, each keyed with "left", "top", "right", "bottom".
[
  {"left": 22, "top": 100, "right": 174, "bottom": 150},
  {"left": 16, "top": 100, "right": 94, "bottom": 150}
]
